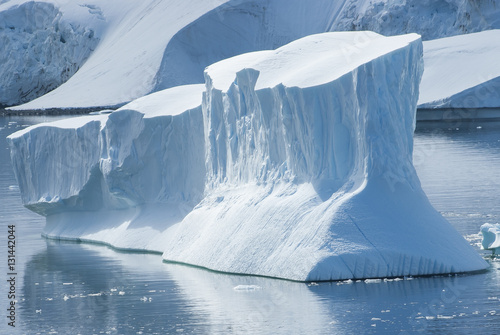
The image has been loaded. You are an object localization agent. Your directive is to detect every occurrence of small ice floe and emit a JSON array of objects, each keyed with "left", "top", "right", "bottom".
[
  {"left": 364, "top": 279, "right": 382, "bottom": 284},
  {"left": 45, "top": 298, "right": 53, "bottom": 301},
  {"left": 63, "top": 295, "right": 70, "bottom": 301},
  {"left": 8, "top": 185, "right": 19, "bottom": 191},
  {"left": 437, "top": 315, "right": 455, "bottom": 319},
  {"left": 110, "top": 288, "right": 118, "bottom": 292},
  {"left": 118, "top": 291, "right": 125, "bottom": 296},
  {"left": 336, "top": 279, "right": 353, "bottom": 286},
  {"left": 62, "top": 282, "right": 73, "bottom": 285},
  {"left": 88, "top": 293, "right": 103, "bottom": 297},
  {"left": 480, "top": 223, "right": 500, "bottom": 254},
  {"left": 307, "top": 282, "right": 319, "bottom": 287},
  {"left": 36, "top": 309, "right": 42, "bottom": 314},
  {"left": 233, "top": 285, "right": 262, "bottom": 291},
  {"left": 140, "top": 296, "right": 152, "bottom": 302}
]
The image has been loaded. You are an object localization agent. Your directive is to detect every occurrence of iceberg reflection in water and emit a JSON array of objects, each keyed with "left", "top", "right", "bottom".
[{"left": 18, "top": 240, "right": 500, "bottom": 334}]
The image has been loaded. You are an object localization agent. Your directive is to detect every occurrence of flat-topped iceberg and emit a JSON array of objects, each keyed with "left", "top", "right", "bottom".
[{"left": 8, "top": 32, "right": 488, "bottom": 281}]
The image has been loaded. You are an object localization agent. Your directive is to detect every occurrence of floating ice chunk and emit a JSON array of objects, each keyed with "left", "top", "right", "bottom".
[
  {"left": 233, "top": 285, "right": 262, "bottom": 291},
  {"left": 419, "top": 30, "right": 500, "bottom": 110},
  {"left": 480, "top": 223, "right": 500, "bottom": 250}
]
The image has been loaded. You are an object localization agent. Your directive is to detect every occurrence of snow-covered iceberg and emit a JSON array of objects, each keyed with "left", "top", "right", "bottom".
[
  {"left": 8, "top": 32, "right": 488, "bottom": 281},
  {"left": 480, "top": 223, "right": 500, "bottom": 251},
  {"left": 419, "top": 30, "right": 500, "bottom": 110}
]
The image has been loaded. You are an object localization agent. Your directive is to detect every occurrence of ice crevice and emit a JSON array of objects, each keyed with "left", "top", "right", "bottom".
[{"left": 8, "top": 32, "right": 488, "bottom": 281}]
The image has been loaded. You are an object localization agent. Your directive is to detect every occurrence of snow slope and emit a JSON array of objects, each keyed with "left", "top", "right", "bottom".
[
  {"left": 418, "top": 29, "right": 500, "bottom": 109},
  {"left": 8, "top": 32, "right": 488, "bottom": 281},
  {"left": 3, "top": 0, "right": 500, "bottom": 110},
  {"left": 4, "top": 0, "right": 227, "bottom": 109}
]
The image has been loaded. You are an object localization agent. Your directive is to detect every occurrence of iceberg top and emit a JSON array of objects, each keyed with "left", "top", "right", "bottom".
[
  {"left": 119, "top": 84, "right": 205, "bottom": 118},
  {"left": 207, "top": 32, "right": 421, "bottom": 91}
]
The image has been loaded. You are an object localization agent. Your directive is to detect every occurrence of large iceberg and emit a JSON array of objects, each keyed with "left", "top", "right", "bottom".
[{"left": 8, "top": 32, "right": 488, "bottom": 281}]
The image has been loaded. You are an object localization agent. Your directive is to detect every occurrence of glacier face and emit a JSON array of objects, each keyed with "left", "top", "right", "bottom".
[
  {"left": 8, "top": 32, "right": 488, "bottom": 281},
  {"left": 330, "top": 0, "right": 500, "bottom": 41},
  {"left": 0, "top": 1, "right": 99, "bottom": 107}
]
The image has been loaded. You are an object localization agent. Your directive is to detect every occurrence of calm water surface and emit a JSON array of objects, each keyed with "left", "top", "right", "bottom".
[{"left": 1, "top": 116, "right": 499, "bottom": 334}]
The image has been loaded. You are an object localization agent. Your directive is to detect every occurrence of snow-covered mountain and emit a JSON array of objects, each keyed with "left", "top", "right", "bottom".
[
  {"left": 419, "top": 29, "right": 500, "bottom": 109},
  {"left": 2, "top": 0, "right": 499, "bottom": 109},
  {"left": 8, "top": 32, "right": 488, "bottom": 281}
]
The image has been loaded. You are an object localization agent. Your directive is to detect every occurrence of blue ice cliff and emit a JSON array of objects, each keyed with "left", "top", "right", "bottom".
[{"left": 8, "top": 32, "right": 488, "bottom": 281}]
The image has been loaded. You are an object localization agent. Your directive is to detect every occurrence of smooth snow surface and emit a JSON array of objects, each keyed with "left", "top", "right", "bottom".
[
  {"left": 419, "top": 30, "right": 500, "bottom": 109},
  {"left": 8, "top": 32, "right": 488, "bottom": 281},
  {"left": 3, "top": 0, "right": 500, "bottom": 110},
  {"left": 480, "top": 224, "right": 500, "bottom": 250}
]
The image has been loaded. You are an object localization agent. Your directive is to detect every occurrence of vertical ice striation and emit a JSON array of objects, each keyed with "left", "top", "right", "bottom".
[{"left": 8, "top": 32, "right": 488, "bottom": 280}]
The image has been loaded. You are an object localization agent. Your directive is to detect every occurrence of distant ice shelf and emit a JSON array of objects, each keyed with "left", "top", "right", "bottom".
[{"left": 8, "top": 32, "right": 488, "bottom": 281}]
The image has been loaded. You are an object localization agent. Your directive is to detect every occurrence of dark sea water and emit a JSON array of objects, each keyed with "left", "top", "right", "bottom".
[{"left": 1, "top": 116, "right": 499, "bottom": 335}]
